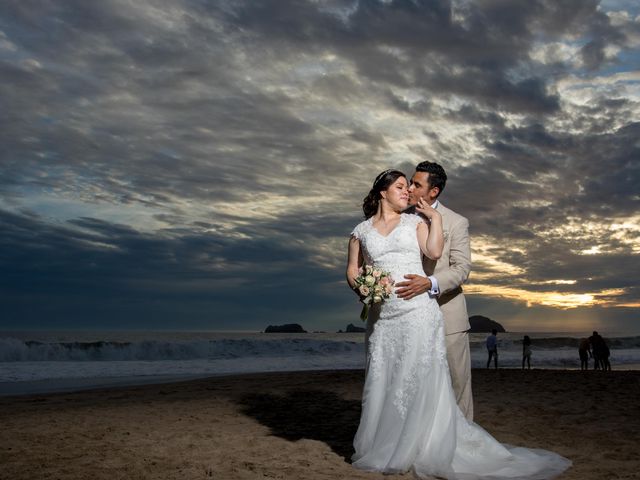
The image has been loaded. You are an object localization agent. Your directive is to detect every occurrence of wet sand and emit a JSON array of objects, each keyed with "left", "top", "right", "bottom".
[{"left": 1, "top": 369, "right": 638, "bottom": 479}]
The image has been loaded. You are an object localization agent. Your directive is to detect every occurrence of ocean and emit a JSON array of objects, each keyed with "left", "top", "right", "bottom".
[{"left": 1, "top": 330, "right": 639, "bottom": 396}]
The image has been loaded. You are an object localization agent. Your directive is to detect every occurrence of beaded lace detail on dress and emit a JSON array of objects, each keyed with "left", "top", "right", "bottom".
[
  {"left": 350, "top": 213, "right": 572, "bottom": 480},
  {"left": 352, "top": 213, "right": 447, "bottom": 418}
]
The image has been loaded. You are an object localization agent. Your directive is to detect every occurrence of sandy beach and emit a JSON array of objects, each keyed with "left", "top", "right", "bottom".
[{"left": 1, "top": 369, "right": 638, "bottom": 480}]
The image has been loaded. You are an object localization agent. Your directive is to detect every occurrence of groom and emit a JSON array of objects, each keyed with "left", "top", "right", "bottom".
[{"left": 397, "top": 161, "right": 474, "bottom": 421}]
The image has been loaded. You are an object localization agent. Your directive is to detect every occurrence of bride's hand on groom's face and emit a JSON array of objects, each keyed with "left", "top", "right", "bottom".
[
  {"left": 415, "top": 198, "right": 438, "bottom": 220},
  {"left": 395, "top": 274, "right": 431, "bottom": 300}
]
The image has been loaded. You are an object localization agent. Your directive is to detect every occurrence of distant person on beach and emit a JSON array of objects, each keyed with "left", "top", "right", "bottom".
[
  {"left": 590, "top": 331, "right": 611, "bottom": 371},
  {"left": 589, "top": 333, "right": 601, "bottom": 370},
  {"left": 578, "top": 337, "right": 591, "bottom": 370},
  {"left": 600, "top": 342, "right": 611, "bottom": 371},
  {"left": 486, "top": 329, "right": 498, "bottom": 369},
  {"left": 522, "top": 335, "right": 532, "bottom": 369}
]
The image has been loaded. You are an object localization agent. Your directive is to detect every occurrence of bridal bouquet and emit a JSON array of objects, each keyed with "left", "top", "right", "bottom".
[{"left": 354, "top": 265, "right": 394, "bottom": 321}]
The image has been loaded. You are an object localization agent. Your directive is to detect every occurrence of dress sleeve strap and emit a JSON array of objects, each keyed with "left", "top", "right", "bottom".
[
  {"left": 403, "top": 213, "right": 424, "bottom": 228},
  {"left": 351, "top": 222, "right": 363, "bottom": 240}
]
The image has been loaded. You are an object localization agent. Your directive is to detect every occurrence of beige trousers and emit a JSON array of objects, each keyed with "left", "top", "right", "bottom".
[{"left": 445, "top": 331, "right": 474, "bottom": 421}]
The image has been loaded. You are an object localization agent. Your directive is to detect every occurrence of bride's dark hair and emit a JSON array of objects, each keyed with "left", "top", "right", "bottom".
[{"left": 362, "top": 169, "right": 407, "bottom": 219}]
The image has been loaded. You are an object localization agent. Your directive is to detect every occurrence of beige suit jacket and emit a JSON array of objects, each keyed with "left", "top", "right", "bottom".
[{"left": 421, "top": 202, "right": 472, "bottom": 335}]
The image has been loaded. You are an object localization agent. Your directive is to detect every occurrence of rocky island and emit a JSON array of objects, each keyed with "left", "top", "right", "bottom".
[
  {"left": 337, "top": 323, "right": 366, "bottom": 333},
  {"left": 469, "top": 315, "right": 506, "bottom": 333},
  {"left": 264, "top": 323, "right": 307, "bottom": 333}
]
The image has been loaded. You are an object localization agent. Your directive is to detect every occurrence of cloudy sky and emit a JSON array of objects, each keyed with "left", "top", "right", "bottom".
[{"left": 1, "top": 0, "right": 639, "bottom": 334}]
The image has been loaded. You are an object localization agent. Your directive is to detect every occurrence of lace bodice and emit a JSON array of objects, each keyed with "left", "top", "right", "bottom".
[{"left": 351, "top": 213, "right": 426, "bottom": 286}]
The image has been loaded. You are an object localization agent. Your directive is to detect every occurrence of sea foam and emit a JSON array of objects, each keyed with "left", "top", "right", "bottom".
[{"left": 1, "top": 333, "right": 639, "bottom": 392}]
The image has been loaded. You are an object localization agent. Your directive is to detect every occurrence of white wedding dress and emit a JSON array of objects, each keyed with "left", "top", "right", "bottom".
[{"left": 350, "top": 213, "right": 571, "bottom": 480}]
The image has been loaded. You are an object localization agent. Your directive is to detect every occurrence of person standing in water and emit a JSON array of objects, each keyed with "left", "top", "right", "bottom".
[
  {"left": 522, "top": 335, "right": 532, "bottom": 370},
  {"left": 486, "top": 329, "right": 498, "bottom": 369},
  {"left": 578, "top": 337, "right": 591, "bottom": 370}
]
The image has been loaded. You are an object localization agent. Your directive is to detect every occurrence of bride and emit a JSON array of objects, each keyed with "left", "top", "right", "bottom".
[{"left": 346, "top": 169, "right": 571, "bottom": 480}]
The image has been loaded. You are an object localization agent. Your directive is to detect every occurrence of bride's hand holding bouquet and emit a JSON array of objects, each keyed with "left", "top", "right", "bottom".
[{"left": 353, "top": 265, "right": 394, "bottom": 321}]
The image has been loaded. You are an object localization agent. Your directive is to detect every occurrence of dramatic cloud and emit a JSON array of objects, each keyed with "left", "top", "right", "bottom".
[{"left": 0, "top": 0, "right": 638, "bottom": 332}]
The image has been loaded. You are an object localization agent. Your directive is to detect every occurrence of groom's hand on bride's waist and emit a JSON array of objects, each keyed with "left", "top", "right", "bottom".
[{"left": 395, "top": 274, "right": 432, "bottom": 300}]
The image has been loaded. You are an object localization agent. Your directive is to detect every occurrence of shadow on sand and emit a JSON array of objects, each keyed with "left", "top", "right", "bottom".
[{"left": 239, "top": 389, "right": 361, "bottom": 461}]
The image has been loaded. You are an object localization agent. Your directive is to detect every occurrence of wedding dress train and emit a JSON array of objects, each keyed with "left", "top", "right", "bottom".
[{"left": 351, "top": 213, "right": 570, "bottom": 480}]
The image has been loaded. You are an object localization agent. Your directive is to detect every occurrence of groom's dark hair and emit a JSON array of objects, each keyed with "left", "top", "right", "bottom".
[{"left": 416, "top": 161, "right": 447, "bottom": 198}]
